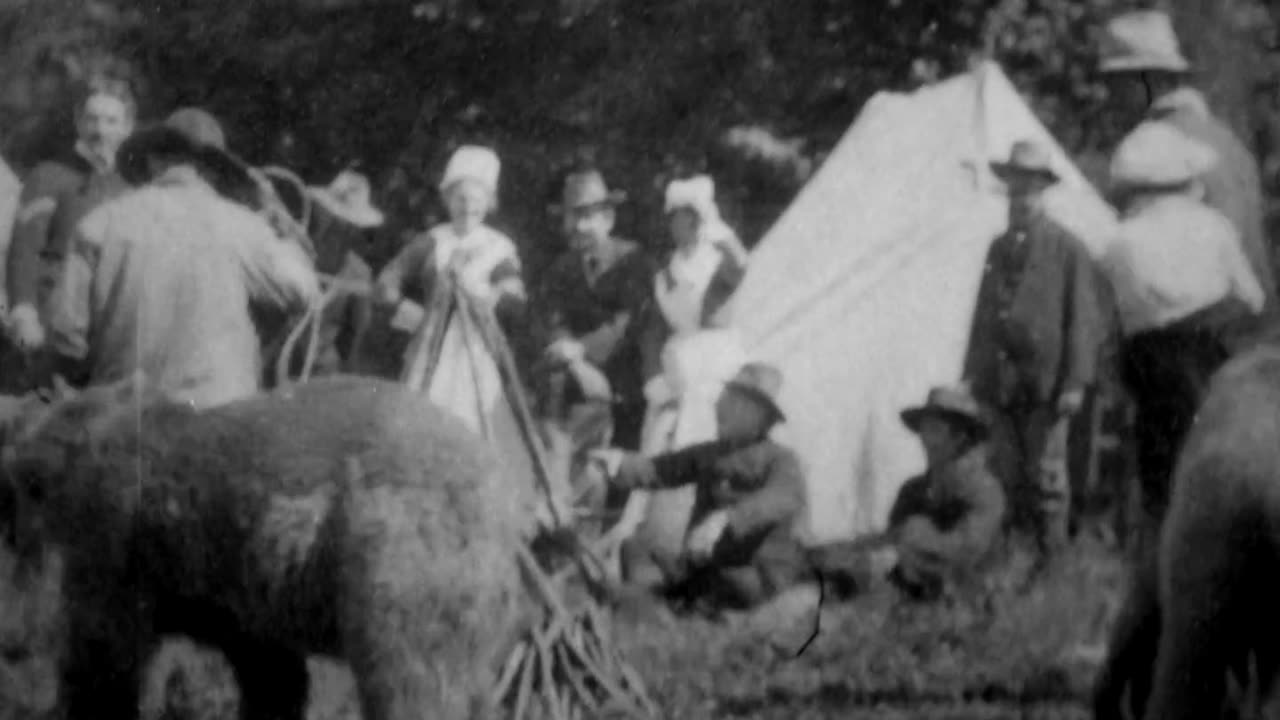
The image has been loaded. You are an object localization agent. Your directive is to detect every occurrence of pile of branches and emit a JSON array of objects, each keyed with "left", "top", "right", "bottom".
[{"left": 501, "top": 542, "right": 657, "bottom": 719}]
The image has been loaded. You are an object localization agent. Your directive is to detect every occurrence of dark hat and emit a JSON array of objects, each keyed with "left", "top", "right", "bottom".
[
  {"left": 117, "top": 107, "right": 252, "bottom": 189},
  {"left": 724, "top": 362, "right": 786, "bottom": 422},
  {"left": 990, "top": 140, "right": 1060, "bottom": 186},
  {"left": 900, "top": 384, "right": 990, "bottom": 440},
  {"left": 550, "top": 169, "right": 627, "bottom": 215}
]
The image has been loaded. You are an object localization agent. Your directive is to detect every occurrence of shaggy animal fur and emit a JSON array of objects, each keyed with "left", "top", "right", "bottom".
[
  {"left": 1094, "top": 345, "right": 1280, "bottom": 719},
  {"left": 0, "top": 375, "right": 533, "bottom": 720}
]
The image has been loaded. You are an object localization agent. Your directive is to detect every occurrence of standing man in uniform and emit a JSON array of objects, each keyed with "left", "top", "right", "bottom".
[
  {"left": 1099, "top": 9, "right": 1276, "bottom": 314},
  {"left": 4, "top": 77, "right": 135, "bottom": 391},
  {"left": 963, "top": 140, "right": 1110, "bottom": 563}
]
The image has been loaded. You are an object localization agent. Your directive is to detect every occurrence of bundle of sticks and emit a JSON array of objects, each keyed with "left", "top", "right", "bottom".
[
  {"left": 498, "top": 543, "right": 658, "bottom": 720},
  {"left": 400, "top": 282, "right": 658, "bottom": 719}
]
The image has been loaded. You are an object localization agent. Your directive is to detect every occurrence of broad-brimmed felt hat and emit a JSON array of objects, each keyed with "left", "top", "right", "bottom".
[
  {"left": 1098, "top": 10, "right": 1192, "bottom": 75},
  {"left": 901, "top": 384, "right": 990, "bottom": 440},
  {"left": 309, "top": 170, "right": 385, "bottom": 228},
  {"left": 724, "top": 362, "right": 786, "bottom": 422},
  {"left": 550, "top": 169, "right": 627, "bottom": 215},
  {"left": 990, "top": 140, "right": 1060, "bottom": 186},
  {"left": 117, "top": 107, "right": 253, "bottom": 189}
]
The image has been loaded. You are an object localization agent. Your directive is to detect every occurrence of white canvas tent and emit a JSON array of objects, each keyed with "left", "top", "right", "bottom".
[{"left": 720, "top": 61, "right": 1118, "bottom": 546}]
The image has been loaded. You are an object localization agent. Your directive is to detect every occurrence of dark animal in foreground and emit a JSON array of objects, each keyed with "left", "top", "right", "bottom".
[
  {"left": 1094, "top": 345, "right": 1280, "bottom": 719},
  {"left": 0, "top": 376, "right": 534, "bottom": 720}
]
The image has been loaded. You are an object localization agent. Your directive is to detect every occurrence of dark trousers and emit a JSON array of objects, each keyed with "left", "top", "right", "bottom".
[
  {"left": 987, "top": 403, "right": 1069, "bottom": 554},
  {"left": 625, "top": 527, "right": 809, "bottom": 611},
  {"left": 1120, "top": 312, "right": 1235, "bottom": 519}
]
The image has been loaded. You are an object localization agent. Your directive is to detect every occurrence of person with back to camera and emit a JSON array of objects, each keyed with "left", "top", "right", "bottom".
[{"left": 43, "top": 107, "right": 318, "bottom": 409}]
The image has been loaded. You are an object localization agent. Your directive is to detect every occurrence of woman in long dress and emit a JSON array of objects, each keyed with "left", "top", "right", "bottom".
[
  {"left": 620, "top": 174, "right": 751, "bottom": 588},
  {"left": 374, "top": 146, "right": 556, "bottom": 524}
]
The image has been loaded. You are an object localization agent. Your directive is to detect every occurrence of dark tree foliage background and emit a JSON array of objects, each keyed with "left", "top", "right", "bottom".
[{"left": 0, "top": 0, "right": 1273, "bottom": 273}]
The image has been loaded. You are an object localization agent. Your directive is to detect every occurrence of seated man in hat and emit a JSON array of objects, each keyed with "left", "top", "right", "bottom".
[
  {"left": 1099, "top": 9, "right": 1276, "bottom": 310},
  {"left": 963, "top": 139, "right": 1109, "bottom": 562},
  {"left": 887, "top": 384, "right": 1007, "bottom": 601},
  {"left": 44, "top": 107, "right": 320, "bottom": 408},
  {"left": 591, "top": 362, "right": 810, "bottom": 613},
  {"left": 534, "top": 162, "right": 658, "bottom": 453}
]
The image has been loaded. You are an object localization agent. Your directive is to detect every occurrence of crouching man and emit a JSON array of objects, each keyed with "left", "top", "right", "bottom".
[
  {"left": 888, "top": 384, "right": 1007, "bottom": 601},
  {"left": 592, "top": 362, "right": 809, "bottom": 613}
]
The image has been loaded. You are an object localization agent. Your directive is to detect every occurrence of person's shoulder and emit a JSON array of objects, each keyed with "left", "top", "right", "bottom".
[
  {"left": 23, "top": 156, "right": 86, "bottom": 192},
  {"left": 481, "top": 224, "right": 519, "bottom": 256},
  {"left": 753, "top": 438, "right": 804, "bottom": 473}
]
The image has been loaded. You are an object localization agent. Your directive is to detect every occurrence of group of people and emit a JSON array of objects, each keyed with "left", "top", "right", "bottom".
[
  {"left": 882, "top": 7, "right": 1278, "bottom": 601},
  {"left": 0, "top": 5, "right": 1273, "bottom": 631}
]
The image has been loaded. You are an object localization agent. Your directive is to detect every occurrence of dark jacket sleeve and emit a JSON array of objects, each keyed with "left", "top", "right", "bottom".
[
  {"left": 374, "top": 236, "right": 432, "bottom": 304},
  {"left": 961, "top": 242, "right": 1002, "bottom": 404},
  {"left": 616, "top": 439, "right": 740, "bottom": 490},
  {"left": 530, "top": 257, "right": 575, "bottom": 348},
  {"left": 699, "top": 247, "right": 747, "bottom": 326},
  {"left": 8, "top": 163, "right": 75, "bottom": 311},
  {"left": 581, "top": 253, "right": 657, "bottom": 367},
  {"left": 887, "top": 475, "right": 931, "bottom": 531},
  {"left": 724, "top": 447, "right": 806, "bottom": 539},
  {"left": 1060, "top": 228, "right": 1109, "bottom": 397}
]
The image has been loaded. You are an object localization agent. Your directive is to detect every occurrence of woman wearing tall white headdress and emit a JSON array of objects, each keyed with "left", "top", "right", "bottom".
[
  {"left": 639, "top": 173, "right": 750, "bottom": 452},
  {"left": 616, "top": 174, "right": 751, "bottom": 588},
  {"left": 376, "top": 145, "right": 525, "bottom": 317},
  {"left": 374, "top": 146, "right": 549, "bottom": 521}
]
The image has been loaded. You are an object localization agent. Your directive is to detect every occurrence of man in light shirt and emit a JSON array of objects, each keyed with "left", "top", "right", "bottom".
[
  {"left": 1101, "top": 121, "right": 1264, "bottom": 523},
  {"left": 45, "top": 108, "right": 319, "bottom": 409},
  {"left": 1099, "top": 9, "right": 1275, "bottom": 309}
]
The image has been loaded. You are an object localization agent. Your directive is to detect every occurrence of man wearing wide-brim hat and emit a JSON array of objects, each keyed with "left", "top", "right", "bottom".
[
  {"left": 590, "top": 361, "right": 813, "bottom": 618},
  {"left": 885, "top": 384, "right": 1006, "bottom": 601},
  {"left": 533, "top": 162, "right": 658, "bottom": 452},
  {"left": 962, "top": 139, "right": 1110, "bottom": 561},
  {"left": 1099, "top": 121, "right": 1264, "bottom": 524},
  {"left": 43, "top": 106, "right": 320, "bottom": 408},
  {"left": 1099, "top": 8, "right": 1276, "bottom": 310},
  {"left": 286, "top": 169, "right": 387, "bottom": 377}
]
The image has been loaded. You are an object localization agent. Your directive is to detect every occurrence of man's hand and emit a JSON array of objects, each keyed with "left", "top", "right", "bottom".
[
  {"left": 388, "top": 299, "right": 425, "bottom": 333},
  {"left": 686, "top": 510, "right": 730, "bottom": 564},
  {"left": 1056, "top": 388, "right": 1085, "bottom": 417},
  {"left": 8, "top": 304, "right": 45, "bottom": 351},
  {"left": 546, "top": 337, "right": 586, "bottom": 364}
]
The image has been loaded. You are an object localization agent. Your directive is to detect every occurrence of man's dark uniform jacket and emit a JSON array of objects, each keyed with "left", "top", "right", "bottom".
[
  {"left": 534, "top": 238, "right": 657, "bottom": 449},
  {"left": 8, "top": 150, "right": 129, "bottom": 317},
  {"left": 616, "top": 436, "right": 808, "bottom": 607}
]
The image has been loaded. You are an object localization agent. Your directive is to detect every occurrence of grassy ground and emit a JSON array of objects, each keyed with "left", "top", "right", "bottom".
[{"left": 0, "top": 534, "right": 1124, "bottom": 720}]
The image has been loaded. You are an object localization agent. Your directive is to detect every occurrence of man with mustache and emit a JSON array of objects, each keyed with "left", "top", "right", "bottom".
[{"left": 3, "top": 77, "right": 134, "bottom": 390}]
